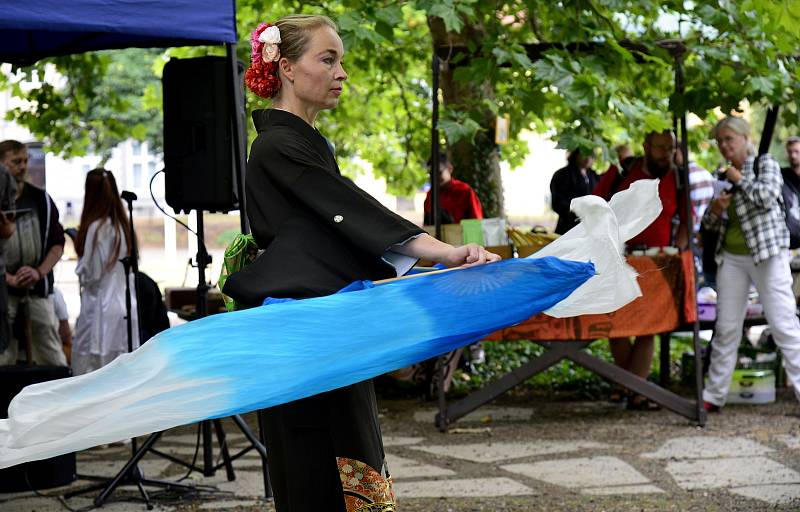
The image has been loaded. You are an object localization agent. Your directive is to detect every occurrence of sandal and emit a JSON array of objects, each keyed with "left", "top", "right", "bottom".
[
  {"left": 627, "top": 395, "right": 661, "bottom": 411},
  {"left": 609, "top": 388, "right": 627, "bottom": 403}
]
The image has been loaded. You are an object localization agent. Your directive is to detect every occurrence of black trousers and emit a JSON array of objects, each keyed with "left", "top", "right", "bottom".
[{"left": 262, "top": 380, "right": 385, "bottom": 512}]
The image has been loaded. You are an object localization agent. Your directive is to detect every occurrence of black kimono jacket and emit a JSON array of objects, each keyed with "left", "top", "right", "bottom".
[{"left": 224, "top": 108, "right": 424, "bottom": 306}]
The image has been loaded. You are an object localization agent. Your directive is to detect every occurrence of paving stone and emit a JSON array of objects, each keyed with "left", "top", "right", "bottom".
[
  {"left": 665, "top": 457, "right": 800, "bottom": 490},
  {"left": 776, "top": 434, "right": 800, "bottom": 450},
  {"left": 0, "top": 497, "right": 63, "bottom": 512},
  {"left": 150, "top": 444, "right": 206, "bottom": 456},
  {"left": 641, "top": 436, "right": 773, "bottom": 459},
  {"left": 161, "top": 433, "right": 247, "bottom": 446},
  {"left": 413, "top": 406, "right": 532, "bottom": 423},
  {"left": 213, "top": 469, "right": 270, "bottom": 497},
  {"left": 198, "top": 499, "right": 263, "bottom": 509},
  {"left": 413, "top": 440, "right": 611, "bottom": 463},
  {"left": 580, "top": 484, "right": 665, "bottom": 495},
  {"left": 394, "top": 477, "right": 534, "bottom": 498},
  {"left": 730, "top": 483, "right": 800, "bottom": 505},
  {"left": 501, "top": 456, "right": 650, "bottom": 488},
  {"left": 1, "top": 496, "right": 173, "bottom": 511},
  {"left": 239, "top": 447, "right": 267, "bottom": 459},
  {"left": 385, "top": 452, "right": 456, "bottom": 479},
  {"left": 78, "top": 457, "right": 171, "bottom": 479},
  {"left": 383, "top": 436, "right": 425, "bottom": 446}
]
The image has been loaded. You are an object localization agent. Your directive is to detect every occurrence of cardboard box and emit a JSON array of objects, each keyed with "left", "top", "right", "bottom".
[
  {"left": 726, "top": 369, "right": 775, "bottom": 404},
  {"left": 485, "top": 244, "right": 513, "bottom": 259}
]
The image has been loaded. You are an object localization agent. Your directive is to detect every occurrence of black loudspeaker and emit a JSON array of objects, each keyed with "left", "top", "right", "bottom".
[
  {"left": 0, "top": 365, "right": 76, "bottom": 492},
  {"left": 163, "top": 56, "right": 241, "bottom": 213}
]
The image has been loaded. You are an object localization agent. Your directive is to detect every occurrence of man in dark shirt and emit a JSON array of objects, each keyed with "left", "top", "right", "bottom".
[
  {"left": 423, "top": 154, "right": 484, "bottom": 225},
  {"left": 0, "top": 140, "right": 66, "bottom": 366},
  {"left": 550, "top": 149, "right": 599, "bottom": 234},
  {"left": 782, "top": 137, "right": 800, "bottom": 250}
]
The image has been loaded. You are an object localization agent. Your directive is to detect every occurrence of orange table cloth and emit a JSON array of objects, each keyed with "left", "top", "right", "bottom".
[{"left": 486, "top": 251, "right": 697, "bottom": 341}]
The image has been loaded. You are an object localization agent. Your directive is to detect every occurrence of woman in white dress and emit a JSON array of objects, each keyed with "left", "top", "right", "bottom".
[{"left": 72, "top": 169, "right": 137, "bottom": 375}]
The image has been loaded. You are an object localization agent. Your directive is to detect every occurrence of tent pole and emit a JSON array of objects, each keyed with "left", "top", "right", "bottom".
[
  {"left": 431, "top": 54, "right": 442, "bottom": 241},
  {"left": 674, "top": 49, "right": 706, "bottom": 427},
  {"left": 227, "top": 43, "right": 249, "bottom": 235},
  {"left": 759, "top": 105, "right": 780, "bottom": 156}
]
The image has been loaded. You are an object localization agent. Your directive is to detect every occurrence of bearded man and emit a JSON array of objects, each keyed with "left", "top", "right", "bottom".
[{"left": 591, "top": 130, "right": 688, "bottom": 410}]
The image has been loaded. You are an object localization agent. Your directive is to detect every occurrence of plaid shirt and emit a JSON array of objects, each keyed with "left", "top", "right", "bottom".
[{"left": 702, "top": 153, "right": 788, "bottom": 265}]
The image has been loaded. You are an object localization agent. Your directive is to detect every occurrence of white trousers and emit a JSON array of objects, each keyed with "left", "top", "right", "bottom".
[{"left": 704, "top": 251, "right": 800, "bottom": 406}]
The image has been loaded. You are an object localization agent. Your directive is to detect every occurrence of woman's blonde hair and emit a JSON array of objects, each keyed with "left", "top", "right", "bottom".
[
  {"left": 275, "top": 15, "right": 338, "bottom": 63},
  {"left": 712, "top": 116, "right": 756, "bottom": 156}
]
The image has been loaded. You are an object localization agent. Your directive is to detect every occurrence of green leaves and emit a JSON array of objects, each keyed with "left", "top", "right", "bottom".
[
  {"left": 3, "top": 0, "right": 800, "bottom": 204},
  {"left": 417, "top": 0, "right": 477, "bottom": 33},
  {"left": 745, "top": 0, "right": 800, "bottom": 40},
  {"left": 439, "top": 111, "right": 482, "bottom": 143},
  {"left": 4, "top": 50, "right": 162, "bottom": 160}
]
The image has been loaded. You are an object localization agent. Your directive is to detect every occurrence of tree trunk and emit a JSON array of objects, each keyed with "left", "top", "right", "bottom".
[{"left": 428, "top": 18, "right": 504, "bottom": 218}]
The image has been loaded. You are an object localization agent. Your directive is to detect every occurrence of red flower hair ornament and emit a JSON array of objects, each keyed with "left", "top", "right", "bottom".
[{"left": 245, "top": 23, "right": 282, "bottom": 99}]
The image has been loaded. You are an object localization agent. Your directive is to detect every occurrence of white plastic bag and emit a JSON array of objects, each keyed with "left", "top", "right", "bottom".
[{"left": 533, "top": 179, "right": 662, "bottom": 317}]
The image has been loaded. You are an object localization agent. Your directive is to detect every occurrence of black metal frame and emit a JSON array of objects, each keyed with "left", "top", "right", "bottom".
[
  {"left": 669, "top": 42, "right": 707, "bottom": 426},
  {"left": 436, "top": 339, "right": 704, "bottom": 431}
]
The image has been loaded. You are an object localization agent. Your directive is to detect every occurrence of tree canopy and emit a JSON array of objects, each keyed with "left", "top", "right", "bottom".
[{"left": 2, "top": 1, "right": 799, "bottom": 206}]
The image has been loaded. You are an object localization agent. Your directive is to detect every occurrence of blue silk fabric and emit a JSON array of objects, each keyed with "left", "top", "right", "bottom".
[{"left": 0, "top": 256, "right": 592, "bottom": 468}]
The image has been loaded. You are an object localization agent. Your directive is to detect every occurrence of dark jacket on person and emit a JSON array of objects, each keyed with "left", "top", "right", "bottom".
[
  {"left": 550, "top": 164, "right": 599, "bottom": 235},
  {"left": 781, "top": 167, "right": 800, "bottom": 249},
  {"left": 224, "top": 108, "right": 424, "bottom": 306},
  {"left": 9, "top": 183, "right": 64, "bottom": 298},
  {"left": 135, "top": 271, "right": 170, "bottom": 344}
]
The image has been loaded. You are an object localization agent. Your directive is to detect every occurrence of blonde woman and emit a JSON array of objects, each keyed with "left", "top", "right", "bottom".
[
  {"left": 225, "top": 14, "right": 499, "bottom": 511},
  {"left": 702, "top": 116, "right": 800, "bottom": 411}
]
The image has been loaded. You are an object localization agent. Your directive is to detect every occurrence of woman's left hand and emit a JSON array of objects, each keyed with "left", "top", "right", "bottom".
[{"left": 445, "top": 243, "right": 502, "bottom": 268}]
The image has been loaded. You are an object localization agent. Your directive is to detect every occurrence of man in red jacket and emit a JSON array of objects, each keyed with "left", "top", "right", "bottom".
[
  {"left": 424, "top": 154, "right": 484, "bottom": 225},
  {"left": 593, "top": 131, "right": 688, "bottom": 410}
]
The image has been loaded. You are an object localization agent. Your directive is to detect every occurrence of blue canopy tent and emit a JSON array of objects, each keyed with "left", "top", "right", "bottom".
[
  {"left": 0, "top": 0, "right": 249, "bottom": 232},
  {"left": 0, "top": 1, "right": 237, "bottom": 64}
]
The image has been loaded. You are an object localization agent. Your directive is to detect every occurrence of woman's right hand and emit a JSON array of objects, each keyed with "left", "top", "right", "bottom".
[
  {"left": 443, "top": 243, "right": 501, "bottom": 268},
  {"left": 394, "top": 233, "right": 501, "bottom": 268}
]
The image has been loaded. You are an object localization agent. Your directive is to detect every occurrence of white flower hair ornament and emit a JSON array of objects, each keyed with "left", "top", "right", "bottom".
[{"left": 259, "top": 26, "right": 282, "bottom": 63}]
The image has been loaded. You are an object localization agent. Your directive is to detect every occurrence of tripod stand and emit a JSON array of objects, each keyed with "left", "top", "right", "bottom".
[
  {"left": 142, "top": 210, "right": 270, "bottom": 488},
  {"left": 67, "top": 201, "right": 271, "bottom": 508}
]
